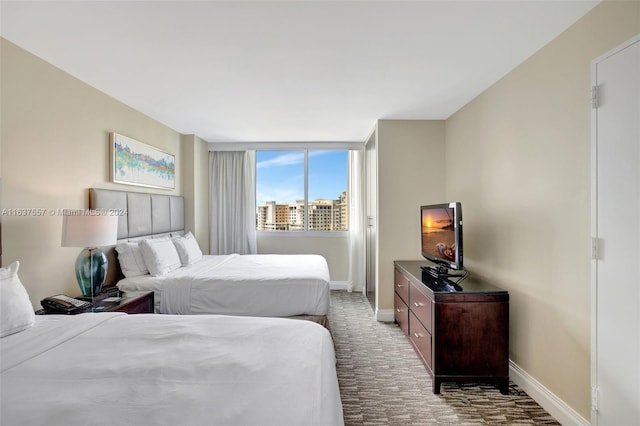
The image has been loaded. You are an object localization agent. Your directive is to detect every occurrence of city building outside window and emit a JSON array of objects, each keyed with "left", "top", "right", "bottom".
[{"left": 256, "top": 150, "right": 348, "bottom": 232}]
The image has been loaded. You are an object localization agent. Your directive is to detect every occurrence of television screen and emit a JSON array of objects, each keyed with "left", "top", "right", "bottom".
[{"left": 421, "top": 202, "right": 463, "bottom": 270}]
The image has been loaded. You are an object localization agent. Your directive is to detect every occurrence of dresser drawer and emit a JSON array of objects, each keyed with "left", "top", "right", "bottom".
[
  {"left": 409, "top": 310, "right": 432, "bottom": 370},
  {"left": 410, "top": 281, "right": 433, "bottom": 332},
  {"left": 394, "top": 292, "right": 409, "bottom": 335},
  {"left": 394, "top": 269, "right": 410, "bottom": 304}
]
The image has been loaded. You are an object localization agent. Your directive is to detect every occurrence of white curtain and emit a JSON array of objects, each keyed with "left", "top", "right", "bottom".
[
  {"left": 209, "top": 151, "right": 257, "bottom": 255},
  {"left": 348, "top": 150, "right": 365, "bottom": 293}
]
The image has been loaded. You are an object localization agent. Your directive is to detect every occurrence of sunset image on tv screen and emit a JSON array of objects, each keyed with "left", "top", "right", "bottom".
[{"left": 422, "top": 207, "right": 455, "bottom": 261}]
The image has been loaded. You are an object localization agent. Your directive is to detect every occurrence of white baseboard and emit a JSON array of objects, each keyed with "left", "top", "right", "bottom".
[
  {"left": 509, "top": 360, "right": 590, "bottom": 426},
  {"left": 330, "top": 281, "right": 348, "bottom": 290},
  {"left": 375, "top": 308, "right": 395, "bottom": 322}
]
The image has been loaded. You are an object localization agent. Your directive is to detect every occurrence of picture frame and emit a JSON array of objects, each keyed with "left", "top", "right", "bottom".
[{"left": 111, "top": 133, "right": 175, "bottom": 190}]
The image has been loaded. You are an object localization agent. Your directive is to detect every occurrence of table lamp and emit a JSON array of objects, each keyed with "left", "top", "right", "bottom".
[{"left": 61, "top": 212, "right": 118, "bottom": 298}]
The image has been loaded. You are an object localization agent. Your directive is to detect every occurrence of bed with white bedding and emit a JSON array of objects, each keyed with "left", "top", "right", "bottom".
[
  {"left": 1, "top": 313, "right": 344, "bottom": 426},
  {"left": 117, "top": 253, "right": 331, "bottom": 317},
  {"left": 89, "top": 188, "right": 332, "bottom": 324}
]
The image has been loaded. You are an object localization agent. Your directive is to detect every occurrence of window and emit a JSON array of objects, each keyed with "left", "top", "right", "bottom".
[{"left": 256, "top": 150, "right": 348, "bottom": 232}]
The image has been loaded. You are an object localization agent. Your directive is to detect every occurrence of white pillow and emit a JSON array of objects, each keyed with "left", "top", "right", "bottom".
[
  {"left": 1, "top": 261, "right": 35, "bottom": 338},
  {"left": 139, "top": 237, "right": 182, "bottom": 276},
  {"left": 172, "top": 232, "right": 203, "bottom": 266},
  {"left": 115, "top": 242, "right": 149, "bottom": 277}
]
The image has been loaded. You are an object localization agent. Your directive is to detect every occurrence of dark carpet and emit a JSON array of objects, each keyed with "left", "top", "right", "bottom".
[{"left": 329, "top": 290, "right": 560, "bottom": 425}]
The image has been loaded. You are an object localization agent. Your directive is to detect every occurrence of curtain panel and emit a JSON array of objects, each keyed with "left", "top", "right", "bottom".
[{"left": 209, "top": 151, "right": 257, "bottom": 255}]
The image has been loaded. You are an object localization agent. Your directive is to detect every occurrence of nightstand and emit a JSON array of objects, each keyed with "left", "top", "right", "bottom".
[
  {"left": 89, "top": 291, "right": 154, "bottom": 314},
  {"left": 36, "top": 291, "right": 154, "bottom": 315}
]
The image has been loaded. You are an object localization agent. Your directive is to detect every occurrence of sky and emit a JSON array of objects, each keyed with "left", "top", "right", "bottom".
[{"left": 256, "top": 150, "right": 347, "bottom": 206}]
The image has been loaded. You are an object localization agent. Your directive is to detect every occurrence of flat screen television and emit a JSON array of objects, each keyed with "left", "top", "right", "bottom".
[{"left": 420, "top": 202, "right": 463, "bottom": 272}]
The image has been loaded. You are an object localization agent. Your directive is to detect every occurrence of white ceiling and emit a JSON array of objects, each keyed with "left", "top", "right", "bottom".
[{"left": 1, "top": 1, "right": 599, "bottom": 143}]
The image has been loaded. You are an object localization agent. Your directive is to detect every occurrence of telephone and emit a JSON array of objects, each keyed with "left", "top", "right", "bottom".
[{"left": 41, "top": 294, "right": 91, "bottom": 314}]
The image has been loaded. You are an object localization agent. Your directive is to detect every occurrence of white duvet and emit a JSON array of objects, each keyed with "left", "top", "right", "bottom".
[
  {"left": 1, "top": 313, "right": 344, "bottom": 426},
  {"left": 117, "top": 254, "right": 331, "bottom": 316}
]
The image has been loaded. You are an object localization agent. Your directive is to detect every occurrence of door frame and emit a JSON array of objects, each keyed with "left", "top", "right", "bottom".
[{"left": 364, "top": 127, "right": 377, "bottom": 310}]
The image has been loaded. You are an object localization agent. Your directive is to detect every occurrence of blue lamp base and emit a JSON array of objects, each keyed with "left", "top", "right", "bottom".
[{"left": 75, "top": 248, "right": 108, "bottom": 297}]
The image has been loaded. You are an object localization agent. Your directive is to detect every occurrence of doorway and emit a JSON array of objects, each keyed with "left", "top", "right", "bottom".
[{"left": 365, "top": 130, "right": 377, "bottom": 310}]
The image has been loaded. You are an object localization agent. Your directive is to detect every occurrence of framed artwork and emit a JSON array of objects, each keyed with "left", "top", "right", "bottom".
[{"left": 111, "top": 133, "right": 175, "bottom": 189}]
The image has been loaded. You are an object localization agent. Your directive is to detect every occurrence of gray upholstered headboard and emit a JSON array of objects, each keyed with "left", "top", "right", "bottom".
[{"left": 89, "top": 188, "right": 185, "bottom": 287}]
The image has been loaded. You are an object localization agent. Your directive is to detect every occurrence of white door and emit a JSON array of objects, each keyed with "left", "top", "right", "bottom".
[{"left": 591, "top": 35, "right": 640, "bottom": 425}]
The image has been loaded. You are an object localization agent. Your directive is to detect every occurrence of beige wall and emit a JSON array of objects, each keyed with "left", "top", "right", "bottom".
[
  {"left": 181, "top": 134, "right": 210, "bottom": 254},
  {"left": 257, "top": 234, "right": 349, "bottom": 282},
  {"left": 445, "top": 1, "right": 639, "bottom": 419},
  {"left": 1, "top": 39, "right": 184, "bottom": 308},
  {"left": 376, "top": 120, "right": 446, "bottom": 314}
]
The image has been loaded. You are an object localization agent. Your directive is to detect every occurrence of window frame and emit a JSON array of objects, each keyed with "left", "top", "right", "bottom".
[{"left": 255, "top": 148, "right": 349, "bottom": 235}]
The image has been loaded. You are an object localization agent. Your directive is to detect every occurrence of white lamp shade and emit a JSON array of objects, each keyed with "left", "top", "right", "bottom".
[{"left": 61, "top": 213, "right": 118, "bottom": 248}]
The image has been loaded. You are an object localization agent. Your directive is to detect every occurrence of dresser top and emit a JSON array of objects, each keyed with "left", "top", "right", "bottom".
[{"left": 394, "top": 260, "right": 508, "bottom": 295}]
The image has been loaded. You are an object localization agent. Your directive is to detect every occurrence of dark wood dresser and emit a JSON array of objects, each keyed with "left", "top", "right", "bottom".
[{"left": 394, "top": 260, "right": 509, "bottom": 394}]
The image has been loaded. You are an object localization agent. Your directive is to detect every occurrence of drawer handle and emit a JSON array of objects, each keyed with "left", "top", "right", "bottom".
[
  {"left": 396, "top": 308, "right": 402, "bottom": 313},
  {"left": 413, "top": 332, "right": 424, "bottom": 339},
  {"left": 413, "top": 302, "right": 424, "bottom": 307},
  {"left": 396, "top": 284, "right": 404, "bottom": 288}
]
